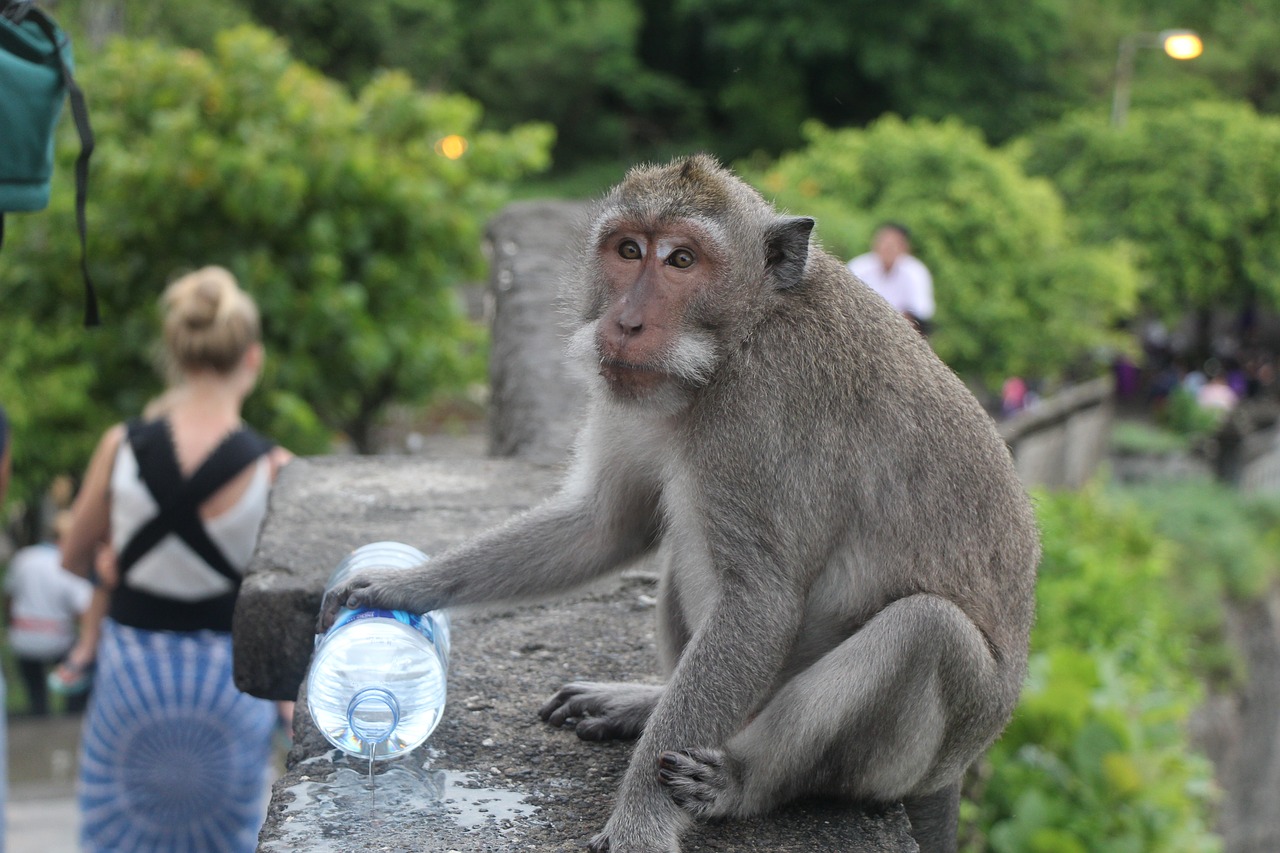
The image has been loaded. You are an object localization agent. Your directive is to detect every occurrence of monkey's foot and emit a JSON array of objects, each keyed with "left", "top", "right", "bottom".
[
  {"left": 658, "top": 748, "right": 741, "bottom": 820},
  {"left": 539, "top": 681, "right": 662, "bottom": 741}
]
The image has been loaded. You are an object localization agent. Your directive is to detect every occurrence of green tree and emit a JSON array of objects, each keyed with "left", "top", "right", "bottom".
[
  {"left": 1114, "top": 0, "right": 1280, "bottom": 116},
  {"left": 47, "top": 0, "right": 252, "bottom": 51},
  {"left": 1020, "top": 101, "right": 1280, "bottom": 322},
  {"left": 0, "top": 25, "right": 553, "bottom": 505},
  {"left": 233, "top": 0, "right": 697, "bottom": 164},
  {"left": 750, "top": 116, "right": 1140, "bottom": 390},
  {"left": 0, "top": 321, "right": 98, "bottom": 510},
  {"left": 241, "top": 0, "right": 460, "bottom": 89},
  {"left": 639, "top": 0, "right": 1146, "bottom": 154},
  {"left": 453, "top": 0, "right": 697, "bottom": 163}
]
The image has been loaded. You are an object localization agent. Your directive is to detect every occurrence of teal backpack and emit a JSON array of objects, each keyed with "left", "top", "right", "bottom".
[{"left": 0, "top": 0, "right": 97, "bottom": 324}]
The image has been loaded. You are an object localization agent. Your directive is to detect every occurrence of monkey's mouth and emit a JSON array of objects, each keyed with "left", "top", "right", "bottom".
[{"left": 598, "top": 357, "right": 667, "bottom": 394}]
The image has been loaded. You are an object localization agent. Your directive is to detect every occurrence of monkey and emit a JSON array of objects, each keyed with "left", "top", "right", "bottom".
[{"left": 320, "top": 154, "right": 1040, "bottom": 853}]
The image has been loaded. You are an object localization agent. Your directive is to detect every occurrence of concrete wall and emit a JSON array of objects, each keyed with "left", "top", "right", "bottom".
[{"left": 999, "top": 377, "right": 1115, "bottom": 490}]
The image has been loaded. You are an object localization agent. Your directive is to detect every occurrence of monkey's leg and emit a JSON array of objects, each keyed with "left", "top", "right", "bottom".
[
  {"left": 539, "top": 681, "right": 664, "bottom": 740},
  {"left": 901, "top": 782, "right": 962, "bottom": 853},
  {"left": 657, "top": 594, "right": 1007, "bottom": 852}
]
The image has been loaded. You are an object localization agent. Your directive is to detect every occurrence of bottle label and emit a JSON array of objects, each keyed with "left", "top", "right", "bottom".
[{"left": 330, "top": 607, "right": 438, "bottom": 643}]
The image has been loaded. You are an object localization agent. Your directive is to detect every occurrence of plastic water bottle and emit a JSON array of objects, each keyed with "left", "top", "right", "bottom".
[{"left": 306, "top": 542, "right": 451, "bottom": 761}]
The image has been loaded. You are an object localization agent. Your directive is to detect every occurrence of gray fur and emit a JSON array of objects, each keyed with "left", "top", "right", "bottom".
[{"left": 322, "top": 154, "right": 1039, "bottom": 853}]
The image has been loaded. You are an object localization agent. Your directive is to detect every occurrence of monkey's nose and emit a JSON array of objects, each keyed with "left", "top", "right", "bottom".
[{"left": 617, "top": 309, "right": 643, "bottom": 335}]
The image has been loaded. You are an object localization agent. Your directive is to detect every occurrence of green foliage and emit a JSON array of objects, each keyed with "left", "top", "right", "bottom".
[
  {"left": 0, "top": 320, "right": 98, "bottom": 509},
  {"left": 668, "top": 0, "right": 1081, "bottom": 151},
  {"left": 43, "top": 0, "right": 253, "bottom": 52},
  {"left": 241, "top": 0, "right": 459, "bottom": 88},
  {"left": 48, "top": 0, "right": 1280, "bottom": 172},
  {"left": 749, "top": 116, "right": 1141, "bottom": 390},
  {"left": 456, "top": 0, "right": 697, "bottom": 162},
  {"left": 1019, "top": 102, "right": 1280, "bottom": 318},
  {"left": 967, "top": 489, "right": 1222, "bottom": 853},
  {"left": 1115, "top": 479, "right": 1280, "bottom": 607},
  {"left": 974, "top": 478, "right": 1280, "bottom": 849},
  {"left": 235, "top": 0, "right": 699, "bottom": 164},
  {"left": 1118, "top": 0, "right": 1280, "bottom": 116},
  {"left": 1110, "top": 420, "right": 1195, "bottom": 456},
  {"left": 1161, "top": 388, "right": 1226, "bottom": 440},
  {"left": 0, "top": 25, "right": 553, "bottom": 503}
]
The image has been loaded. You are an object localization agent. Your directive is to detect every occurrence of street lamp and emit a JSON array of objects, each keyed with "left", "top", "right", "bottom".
[{"left": 1110, "top": 29, "right": 1203, "bottom": 128}]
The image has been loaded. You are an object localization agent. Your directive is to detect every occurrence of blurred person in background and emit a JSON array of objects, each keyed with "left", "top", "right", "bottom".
[
  {"left": 4, "top": 510, "right": 94, "bottom": 715},
  {"left": 848, "top": 222, "right": 935, "bottom": 336},
  {"left": 61, "top": 266, "right": 293, "bottom": 853}
]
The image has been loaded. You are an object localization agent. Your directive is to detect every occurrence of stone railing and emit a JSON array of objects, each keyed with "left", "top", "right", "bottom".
[{"left": 998, "top": 376, "right": 1115, "bottom": 490}]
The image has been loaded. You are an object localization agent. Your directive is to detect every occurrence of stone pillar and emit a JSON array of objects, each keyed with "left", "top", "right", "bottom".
[{"left": 485, "top": 200, "right": 593, "bottom": 464}]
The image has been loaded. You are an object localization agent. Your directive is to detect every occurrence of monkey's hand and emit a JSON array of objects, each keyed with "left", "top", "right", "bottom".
[
  {"left": 657, "top": 748, "right": 741, "bottom": 821},
  {"left": 316, "top": 567, "right": 443, "bottom": 632},
  {"left": 539, "top": 682, "right": 663, "bottom": 741}
]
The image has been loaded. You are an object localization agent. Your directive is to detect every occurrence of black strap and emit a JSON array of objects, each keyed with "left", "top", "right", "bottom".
[
  {"left": 25, "top": 7, "right": 98, "bottom": 327},
  {"left": 1, "top": 1, "right": 33, "bottom": 24},
  {"left": 117, "top": 419, "right": 274, "bottom": 581},
  {"left": 110, "top": 586, "right": 239, "bottom": 634}
]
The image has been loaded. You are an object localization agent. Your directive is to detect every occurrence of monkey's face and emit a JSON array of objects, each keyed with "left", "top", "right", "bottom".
[{"left": 578, "top": 218, "right": 722, "bottom": 404}]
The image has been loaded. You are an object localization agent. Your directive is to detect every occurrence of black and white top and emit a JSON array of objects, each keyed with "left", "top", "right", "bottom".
[{"left": 108, "top": 418, "right": 273, "bottom": 633}]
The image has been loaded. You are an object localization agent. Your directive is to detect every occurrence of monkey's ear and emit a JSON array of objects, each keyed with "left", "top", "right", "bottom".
[{"left": 765, "top": 217, "right": 815, "bottom": 290}]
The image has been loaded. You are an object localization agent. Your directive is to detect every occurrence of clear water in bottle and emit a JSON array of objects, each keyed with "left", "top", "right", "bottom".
[{"left": 307, "top": 542, "right": 451, "bottom": 761}]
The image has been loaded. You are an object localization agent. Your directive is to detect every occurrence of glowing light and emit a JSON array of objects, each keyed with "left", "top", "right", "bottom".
[
  {"left": 1161, "top": 30, "right": 1203, "bottom": 60},
  {"left": 435, "top": 135, "right": 468, "bottom": 160}
]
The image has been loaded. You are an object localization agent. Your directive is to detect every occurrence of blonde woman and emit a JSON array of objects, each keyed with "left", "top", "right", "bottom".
[{"left": 61, "top": 267, "right": 292, "bottom": 852}]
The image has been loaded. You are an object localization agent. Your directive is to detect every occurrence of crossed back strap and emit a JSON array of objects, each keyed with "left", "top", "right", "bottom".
[{"left": 117, "top": 418, "right": 273, "bottom": 581}]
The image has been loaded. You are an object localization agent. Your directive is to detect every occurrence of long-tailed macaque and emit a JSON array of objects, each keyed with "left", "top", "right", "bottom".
[{"left": 321, "top": 155, "right": 1040, "bottom": 853}]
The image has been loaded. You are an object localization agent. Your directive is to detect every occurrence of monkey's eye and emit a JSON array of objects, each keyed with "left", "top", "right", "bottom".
[
  {"left": 618, "top": 240, "right": 642, "bottom": 260},
  {"left": 667, "top": 248, "right": 696, "bottom": 269}
]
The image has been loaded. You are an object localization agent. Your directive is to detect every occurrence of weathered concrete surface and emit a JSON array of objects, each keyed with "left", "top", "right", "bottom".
[
  {"left": 485, "top": 200, "right": 593, "bottom": 465},
  {"left": 239, "top": 455, "right": 917, "bottom": 851}
]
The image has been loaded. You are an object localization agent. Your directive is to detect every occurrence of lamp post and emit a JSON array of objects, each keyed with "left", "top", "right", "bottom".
[{"left": 1111, "top": 29, "right": 1203, "bottom": 128}]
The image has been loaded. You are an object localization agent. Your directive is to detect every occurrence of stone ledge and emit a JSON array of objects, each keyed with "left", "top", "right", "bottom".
[
  {"left": 237, "top": 453, "right": 917, "bottom": 851},
  {"left": 232, "top": 454, "right": 560, "bottom": 701}
]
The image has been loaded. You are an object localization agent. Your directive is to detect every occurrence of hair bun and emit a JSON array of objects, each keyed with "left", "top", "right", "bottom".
[
  {"left": 178, "top": 274, "right": 227, "bottom": 330},
  {"left": 161, "top": 266, "right": 261, "bottom": 376}
]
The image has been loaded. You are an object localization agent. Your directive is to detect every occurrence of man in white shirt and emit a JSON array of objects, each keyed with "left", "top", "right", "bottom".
[{"left": 847, "top": 223, "right": 935, "bottom": 335}]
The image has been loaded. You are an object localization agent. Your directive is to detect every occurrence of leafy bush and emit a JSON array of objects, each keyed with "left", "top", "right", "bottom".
[
  {"left": 1161, "top": 388, "right": 1226, "bottom": 440},
  {"left": 0, "top": 25, "right": 554, "bottom": 503},
  {"left": 1109, "top": 420, "right": 1195, "bottom": 456},
  {"left": 965, "top": 488, "right": 1222, "bottom": 853},
  {"left": 1115, "top": 480, "right": 1280, "bottom": 608},
  {"left": 748, "top": 116, "right": 1141, "bottom": 392},
  {"left": 1019, "top": 102, "right": 1280, "bottom": 320}
]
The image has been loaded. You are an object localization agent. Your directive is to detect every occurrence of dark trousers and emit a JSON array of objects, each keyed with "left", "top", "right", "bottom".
[{"left": 16, "top": 655, "right": 88, "bottom": 715}]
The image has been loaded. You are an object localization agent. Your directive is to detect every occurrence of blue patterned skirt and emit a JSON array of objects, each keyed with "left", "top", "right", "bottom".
[{"left": 78, "top": 618, "right": 276, "bottom": 853}]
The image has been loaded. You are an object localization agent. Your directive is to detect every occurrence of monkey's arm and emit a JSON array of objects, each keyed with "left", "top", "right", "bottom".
[{"left": 320, "top": 447, "right": 662, "bottom": 627}]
